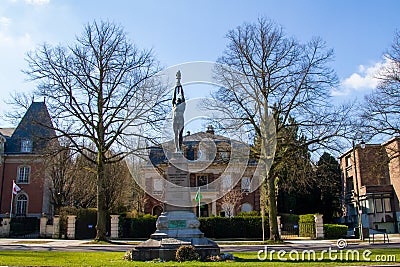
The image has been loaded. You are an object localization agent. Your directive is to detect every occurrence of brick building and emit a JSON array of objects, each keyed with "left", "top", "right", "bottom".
[
  {"left": 339, "top": 137, "right": 400, "bottom": 233},
  {"left": 0, "top": 102, "right": 55, "bottom": 218},
  {"left": 142, "top": 125, "right": 260, "bottom": 217}
]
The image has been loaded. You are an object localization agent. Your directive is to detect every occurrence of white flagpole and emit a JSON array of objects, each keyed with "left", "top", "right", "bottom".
[
  {"left": 198, "top": 187, "right": 201, "bottom": 217},
  {"left": 10, "top": 181, "right": 14, "bottom": 219}
]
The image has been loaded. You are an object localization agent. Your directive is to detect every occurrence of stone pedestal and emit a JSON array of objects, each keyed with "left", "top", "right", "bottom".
[
  {"left": 110, "top": 215, "right": 120, "bottom": 239},
  {"left": 40, "top": 216, "right": 48, "bottom": 237},
  {"left": 0, "top": 218, "right": 10, "bottom": 237},
  {"left": 130, "top": 153, "right": 219, "bottom": 261},
  {"left": 52, "top": 216, "right": 60, "bottom": 239},
  {"left": 314, "top": 214, "right": 324, "bottom": 239},
  {"left": 67, "top": 215, "right": 76, "bottom": 239}
]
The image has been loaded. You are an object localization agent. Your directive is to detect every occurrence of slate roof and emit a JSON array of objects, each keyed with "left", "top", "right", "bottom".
[{"left": 5, "top": 102, "right": 56, "bottom": 154}]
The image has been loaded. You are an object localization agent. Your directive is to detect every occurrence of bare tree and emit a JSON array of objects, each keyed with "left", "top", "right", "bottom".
[
  {"left": 103, "top": 155, "right": 132, "bottom": 213},
  {"left": 24, "top": 20, "right": 164, "bottom": 241},
  {"left": 69, "top": 152, "right": 97, "bottom": 209},
  {"left": 213, "top": 18, "right": 353, "bottom": 240},
  {"left": 43, "top": 141, "right": 76, "bottom": 214},
  {"left": 220, "top": 189, "right": 243, "bottom": 218},
  {"left": 361, "top": 30, "right": 400, "bottom": 137}
]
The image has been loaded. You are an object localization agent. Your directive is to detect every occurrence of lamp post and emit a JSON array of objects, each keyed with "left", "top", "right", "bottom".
[{"left": 352, "top": 139, "right": 365, "bottom": 240}]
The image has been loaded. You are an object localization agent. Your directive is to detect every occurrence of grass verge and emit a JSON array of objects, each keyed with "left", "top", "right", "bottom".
[{"left": 0, "top": 249, "right": 398, "bottom": 266}]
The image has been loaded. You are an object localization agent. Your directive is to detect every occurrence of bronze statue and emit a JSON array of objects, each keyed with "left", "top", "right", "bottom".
[{"left": 172, "top": 71, "right": 185, "bottom": 152}]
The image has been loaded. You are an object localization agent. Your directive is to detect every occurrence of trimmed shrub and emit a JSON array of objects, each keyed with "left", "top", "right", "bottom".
[
  {"left": 299, "top": 214, "right": 315, "bottom": 238},
  {"left": 324, "top": 224, "right": 348, "bottom": 239},
  {"left": 119, "top": 215, "right": 269, "bottom": 239},
  {"left": 175, "top": 245, "right": 199, "bottom": 262},
  {"left": 119, "top": 214, "right": 157, "bottom": 238},
  {"left": 199, "top": 216, "right": 269, "bottom": 239}
]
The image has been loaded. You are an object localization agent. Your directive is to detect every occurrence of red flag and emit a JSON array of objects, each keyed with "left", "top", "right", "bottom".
[{"left": 12, "top": 181, "right": 21, "bottom": 195}]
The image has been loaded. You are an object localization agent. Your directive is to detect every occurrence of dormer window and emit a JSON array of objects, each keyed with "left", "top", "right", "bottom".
[{"left": 21, "top": 139, "right": 33, "bottom": 152}]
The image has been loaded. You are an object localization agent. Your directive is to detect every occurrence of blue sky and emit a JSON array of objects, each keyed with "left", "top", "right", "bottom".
[{"left": 0, "top": 0, "right": 399, "bottom": 127}]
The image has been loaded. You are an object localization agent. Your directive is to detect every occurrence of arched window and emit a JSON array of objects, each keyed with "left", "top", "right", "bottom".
[
  {"left": 16, "top": 194, "right": 28, "bottom": 216},
  {"left": 241, "top": 202, "right": 253, "bottom": 213}
]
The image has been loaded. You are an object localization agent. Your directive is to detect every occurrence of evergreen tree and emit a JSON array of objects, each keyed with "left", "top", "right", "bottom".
[{"left": 315, "top": 152, "right": 342, "bottom": 223}]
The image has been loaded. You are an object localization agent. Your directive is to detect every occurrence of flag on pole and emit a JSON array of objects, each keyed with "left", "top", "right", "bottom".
[
  {"left": 194, "top": 187, "right": 203, "bottom": 202},
  {"left": 12, "top": 181, "right": 21, "bottom": 195},
  {"left": 195, "top": 187, "right": 203, "bottom": 217}
]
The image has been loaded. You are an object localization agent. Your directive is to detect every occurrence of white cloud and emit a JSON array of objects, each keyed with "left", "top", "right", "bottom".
[
  {"left": 0, "top": 17, "right": 11, "bottom": 29},
  {"left": 331, "top": 60, "right": 388, "bottom": 96},
  {"left": 24, "top": 0, "right": 50, "bottom": 5}
]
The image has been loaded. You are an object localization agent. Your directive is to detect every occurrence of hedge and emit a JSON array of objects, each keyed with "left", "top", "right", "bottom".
[
  {"left": 299, "top": 214, "right": 315, "bottom": 238},
  {"left": 119, "top": 214, "right": 157, "bottom": 238},
  {"left": 119, "top": 215, "right": 269, "bottom": 239},
  {"left": 10, "top": 217, "right": 39, "bottom": 236},
  {"left": 199, "top": 216, "right": 268, "bottom": 239},
  {"left": 324, "top": 224, "right": 348, "bottom": 239}
]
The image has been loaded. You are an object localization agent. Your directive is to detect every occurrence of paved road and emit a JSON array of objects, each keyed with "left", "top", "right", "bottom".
[{"left": 0, "top": 238, "right": 399, "bottom": 253}]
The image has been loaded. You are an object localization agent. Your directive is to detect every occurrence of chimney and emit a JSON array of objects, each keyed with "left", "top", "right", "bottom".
[
  {"left": 206, "top": 125, "right": 214, "bottom": 135},
  {"left": 186, "top": 131, "right": 191, "bottom": 136}
]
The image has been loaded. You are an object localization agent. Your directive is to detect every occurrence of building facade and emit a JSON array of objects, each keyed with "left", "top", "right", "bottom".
[
  {"left": 0, "top": 102, "right": 55, "bottom": 218},
  {"left": 339, "top": 137, "right": 400, "bottom": 233},
  {"left": 142, "top": 125, "right": 260, "bottom": 217}
]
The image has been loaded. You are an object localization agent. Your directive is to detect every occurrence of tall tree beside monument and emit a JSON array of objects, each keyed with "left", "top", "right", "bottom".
[
  {"left": 212, "top": 17, "right": 353, "bottom": 240},
  {"left": 24, "top": 20, "right": 164, "bottom": 241}
]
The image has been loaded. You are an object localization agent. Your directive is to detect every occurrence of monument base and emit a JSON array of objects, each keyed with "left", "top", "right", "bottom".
[
  {"left": 129, "top": 211, "right": 219, "bottom": 261},
  {"left": 129, "top": 149, "right": 219, "bottom": 261},
  {"left": 129, "top": 238, "right": 220, "bottom": 261}
]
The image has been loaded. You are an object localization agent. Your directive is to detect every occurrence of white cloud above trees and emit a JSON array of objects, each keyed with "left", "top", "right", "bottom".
[{"left": 331, "top": 59, "right": 390, "bottom": 96}]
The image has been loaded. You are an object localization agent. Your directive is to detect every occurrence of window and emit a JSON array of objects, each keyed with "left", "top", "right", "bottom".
[
  {"left": 21, "top": 139, "right": 33, "bottom": 152},
  {"left": 367, "top": 199, "right": 375, "bottom": 214},
  {"left": 153, "top": 178, "right": 163, "bottom": 194},
  {"left": 16, "top": 194, "right": 28, "bottom": 216},
  {"left": 375, "top": 199, "right": 383, "bottom": 213},
  {"left": 346, "top": 177, "right": 354, "bottom": 192},
  {"left": 345, "top": 156, "right": 352, "bottom": 167},
  {"left": 17, "top": 166, "right": 30, "bottom": 184},
  {"left": 185, "top": 145, "right": 195, "bottom": 160},
  {"left": 221, "top": 203, "right": 235, "bottom": 217},
  {"left": 222, "top": 175, "right": 232, "bottom": 190},
  {"left": 241, "top": 177, "right": 251, "bottom": 192},
  {"left": 241, "top": 203, "right": 253, "bottom": 213},
  {"left": 384, "top": 198, "right": 392, "bottom": 212},
  {"left": 196, "top": 175, "right": 208, "bottom": 188}
]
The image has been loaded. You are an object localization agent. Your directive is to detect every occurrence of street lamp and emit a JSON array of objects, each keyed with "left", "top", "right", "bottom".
[{"left": 352, "top": 139, "right": 365, "bottom": 240}]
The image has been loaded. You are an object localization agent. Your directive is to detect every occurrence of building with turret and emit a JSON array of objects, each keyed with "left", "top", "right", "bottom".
[{"left": 0, "top": 101, "right": 55, "bottom": 218}]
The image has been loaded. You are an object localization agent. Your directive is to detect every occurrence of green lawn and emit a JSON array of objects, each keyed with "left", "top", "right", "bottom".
[{"left": 0, "top": 249, "right": 398, "bottom": 266}]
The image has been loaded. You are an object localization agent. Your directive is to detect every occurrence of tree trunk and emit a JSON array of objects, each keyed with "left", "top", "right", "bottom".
[
  {"left": 95, "top": 151, "right": 108, "bottom": 241},
  {"left": 267, "top": 175, "right": 280, "bottom": 241}
]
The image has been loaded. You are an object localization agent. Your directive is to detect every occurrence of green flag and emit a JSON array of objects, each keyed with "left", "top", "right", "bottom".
[{"left": 194, "top": 187, "right": 203, "bottom": 202}]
